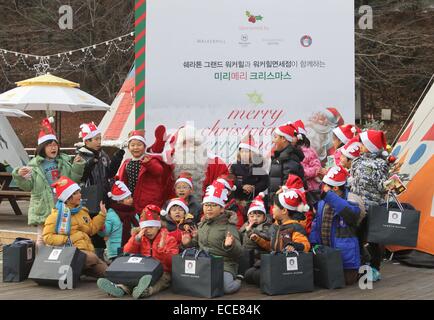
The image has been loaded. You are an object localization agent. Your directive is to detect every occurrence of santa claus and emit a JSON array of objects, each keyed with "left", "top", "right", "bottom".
[
  {"left": 149, "top": 124, "right": 229, "bottom": 199},
  {"left": 305, "top": 107, "right": 345, "bottom": 162}
]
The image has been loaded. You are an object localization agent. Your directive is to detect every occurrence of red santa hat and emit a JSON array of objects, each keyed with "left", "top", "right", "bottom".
[
  {"left": 322, "top": 165, "right": 349, "bottom": 187},
  {"left": 278, "top": 189, "right": 309, "bottom": 212},
  {"left": 140, "top": 205, "right": 162, "bottom": 228},
  {"left": 359, "top": 130, "right": 388, "bottom": 156},
  {"left": 247, "top": 192, "right": 266, "bottom": 215},
  {"left": 325, "top": 107, "right": 344, "bottom": 126},
  {"left": 282, "top": 174, "right": 305, "bottom": 193},
  {"left": 79, "top": 122, "right": 101, "bottom": 141},
  {"left": 160, "top": 197, "right": 189, "bottom": 217},
  {"left": 128, "top": 129, "right": 146, "bottom": 145},
  {"left": 38, "top": 117, "right": 57, "bottom": 145},
  {"left": 238, "top": 134, "right": 259, "bottom": 154},
  {"left": 340, "top": 138, "right": 362, "bottom": 160},
  {"left": 274, "top": 122, "right": 297, "bottom": 142},
  {"left": 108, "top": 181, "right": 131, "bottom": 201},
  {"left": 175, "top": 172, "right": 193, "bottom": 190},
  {"left": 332, "top": 124, "right": 361, "bottom": 144},
  {"left": 203, "top": 181, "right": 229, "bottom": 207},
  {"left": 216, "top": 174, "right": 237, "bottom": 191},
  {"left": 51, "top": 176, "right": 80, "bottom": 202},
  {"left": 293, "top": 119, "right": 307, "bottom": 138}
]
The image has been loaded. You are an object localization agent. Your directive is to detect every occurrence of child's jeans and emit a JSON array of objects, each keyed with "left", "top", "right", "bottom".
[{"left": 224, "top": 272, "right": 241, "bottom": 294}]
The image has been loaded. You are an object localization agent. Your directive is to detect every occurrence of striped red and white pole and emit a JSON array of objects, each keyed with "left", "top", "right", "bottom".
[{"left": 135, "top": 0, "right": 146, "bottom": 130}]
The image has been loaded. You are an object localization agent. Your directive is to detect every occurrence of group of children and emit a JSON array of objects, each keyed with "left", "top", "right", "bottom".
[{"left": 12, "top": 115, "right": 392, "bottom": 298}]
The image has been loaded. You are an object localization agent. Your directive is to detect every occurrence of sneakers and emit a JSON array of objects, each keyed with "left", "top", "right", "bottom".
[
  {"left": 236, "top": 274, "right": 244, "bottom": 281},
  {"left": 97, "top": 278, "right": 126, "bottom": 298},
  {"left": 132, "top": 275, "right": 153, "bottom": 299},
  {"left": 367, "top": 267, "right": 381, "bottom": 282}
]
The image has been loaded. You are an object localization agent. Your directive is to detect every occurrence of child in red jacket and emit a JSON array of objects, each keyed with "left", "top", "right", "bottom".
[
  {"left": 160, "top": 197, "right": 197, "bottom": 247},
  {"left": 117, "top": 130, "right": 173, "bottom": 213},
  {"left": 97, "top": 205, "right": 179, "bottom": 299}
]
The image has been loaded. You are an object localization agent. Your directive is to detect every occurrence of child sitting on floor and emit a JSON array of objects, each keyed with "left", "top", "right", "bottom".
[
  {"left": 97, "top": 205, "right": 179, "bottom": 299},
  {"left": 160, "top": 197, "right": 197, "bottom": 247}
]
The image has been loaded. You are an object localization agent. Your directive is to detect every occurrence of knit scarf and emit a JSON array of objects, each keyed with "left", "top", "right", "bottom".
[
  {"left": 321, "top": 204, "right": 334, "bottom": 247},
  {"left": 55, "top": 200, "right": 82, "bottom": 237}
]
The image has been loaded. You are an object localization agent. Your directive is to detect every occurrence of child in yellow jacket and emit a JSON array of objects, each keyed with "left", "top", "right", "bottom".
[{"left": 43, "top": 176, "right": 108, "bottom": 278}]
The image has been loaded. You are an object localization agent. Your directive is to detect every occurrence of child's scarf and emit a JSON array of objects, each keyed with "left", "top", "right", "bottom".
[{"left": 55, "top": 200, "right": 82, "bottom": 236}]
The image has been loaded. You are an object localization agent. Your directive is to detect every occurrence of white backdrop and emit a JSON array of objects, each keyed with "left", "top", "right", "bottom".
[{"left": 144, "top": 0, "right": 355, "bottom": 161}]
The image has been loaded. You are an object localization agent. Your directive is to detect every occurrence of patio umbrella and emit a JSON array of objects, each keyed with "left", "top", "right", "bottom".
[
  {"left": 0, "top": 108, "right": 31, "bottom": 118},
  {"left": 0, "top": 73, "right": 110, "bottom": 112},
  {"left": 0, "top": 73, "right": 110, "bottom": 143}
]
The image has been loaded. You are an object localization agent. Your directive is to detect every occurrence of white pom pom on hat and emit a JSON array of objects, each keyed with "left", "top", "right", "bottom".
[
  {"left": 48, "top": 117, "right": 55, "bottom": 124},
  {"left": 160, "top": 209, "right": 168, "bottom": 216}
]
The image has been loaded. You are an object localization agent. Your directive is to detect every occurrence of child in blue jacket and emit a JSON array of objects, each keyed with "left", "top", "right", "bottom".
[
  {"left": 309, "top": 165, "right": 361, "bottom": 285},
  {"left": 99, "top": 181, "right": 139, "bottom": 262}
]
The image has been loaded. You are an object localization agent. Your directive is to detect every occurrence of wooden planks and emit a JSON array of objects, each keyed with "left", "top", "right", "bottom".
[{"left": 0, "top": 260, "right": 433, "bottom": 300}]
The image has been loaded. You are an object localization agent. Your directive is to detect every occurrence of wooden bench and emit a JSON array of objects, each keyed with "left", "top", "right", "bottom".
[{"left": 0, "top": 172, "right": 31, "bottom": 215}]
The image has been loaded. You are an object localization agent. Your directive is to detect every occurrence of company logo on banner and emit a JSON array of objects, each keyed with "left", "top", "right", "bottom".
[
  {"left": 246, "top": 11, "right": 263, "bottom": 24},
  {"left": 143, "top": 0, "right": 355, "bottom": 163}
]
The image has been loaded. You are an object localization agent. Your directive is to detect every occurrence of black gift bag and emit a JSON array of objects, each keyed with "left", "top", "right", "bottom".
[
  {"left": 105, "top": 254, "right": 163, "bottom": 287},
  {"left": 237, "top": 249, "right": 255, "bottom": 276},
  {"left": 260, "top": 251, "right": 314, "bottom": 295},
  {"left": 28, "top": 246, "right": 86, "bottom": 289},
  {"left": 172, "top": 249, "right": 224, "bottom": 298},
  {"left": 367, "top": 196, "right": 420, "bottom": 247},
  {"left": 80, "top": 184, "right": 103, "bottom": 214},
  {"left": 2, "top": 238, "right": 35, "bottom": 282},
  {"left": 312, "top": 246, "right": 345, "bottom": 289}
]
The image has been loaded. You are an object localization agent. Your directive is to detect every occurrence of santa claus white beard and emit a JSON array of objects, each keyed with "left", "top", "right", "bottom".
[
  {"left": 306, "top": 122, "right": 333, "bottom": 161},
  {"left": 173, "top": 144, "right": 206, "bottom": 199}
]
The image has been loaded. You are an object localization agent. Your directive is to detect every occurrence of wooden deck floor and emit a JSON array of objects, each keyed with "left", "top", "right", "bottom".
[
  {"left": 1, "top": 202, "right": 434, "bottom": 300},
  {"left": 1, "top": 257, "right": 433, "bottom": 300}
]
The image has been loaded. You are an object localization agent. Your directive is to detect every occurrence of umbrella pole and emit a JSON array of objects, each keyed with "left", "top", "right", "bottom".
[{"left": 56, "top": 111, "right": 62, "bottom": 146}]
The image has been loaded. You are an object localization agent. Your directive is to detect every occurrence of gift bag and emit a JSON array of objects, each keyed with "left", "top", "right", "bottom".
[
  {"left": 260, "top": 251, "right": 314, "bottom": 295},
  {"left": 367, "top": 195, "right": 420, "bottom": 247},
  {"left": 312, "top": 246, "right": 345, "bottom": 289},
  {"left": 2, "top": 238, "right": 35, "bottom": 282},
  {"left": 172, "top": 249, "right": 224, "bottom": 298},
  {"left": 28, "top": 246, "right": 86, "bottom": 288},
  {"left": 105, "top": 254, "right": 163, "bottom": 287},
  {"left": 237, "top": 249, "right": 255, "bottom": 276},
  {"left": 80, "top": 184, "right": 103, "bottom": 215}
]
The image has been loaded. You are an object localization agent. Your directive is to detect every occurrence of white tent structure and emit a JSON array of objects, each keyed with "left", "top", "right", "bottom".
[
  {"left": 388, "top": 76, "right": 434, "bottom": 259},
  {"left": 0, "top": 115, "right": 29, "bottom": 168},
  {"left": 99, "top": 67, "right": 135, "bottom": 147}
]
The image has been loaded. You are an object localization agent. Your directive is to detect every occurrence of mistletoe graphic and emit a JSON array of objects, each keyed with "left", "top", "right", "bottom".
[{"left": 246, "top": 11, "right": 263, "bottom": 24}]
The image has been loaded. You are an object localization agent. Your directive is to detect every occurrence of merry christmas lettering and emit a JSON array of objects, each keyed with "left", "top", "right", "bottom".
[{"left": 202, "top": 108, "right": 284, "bottom": 137}]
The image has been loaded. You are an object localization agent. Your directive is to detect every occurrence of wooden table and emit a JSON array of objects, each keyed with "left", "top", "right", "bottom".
[{"left": 0, "top": 172, "right": 30, "bottom": 215}]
